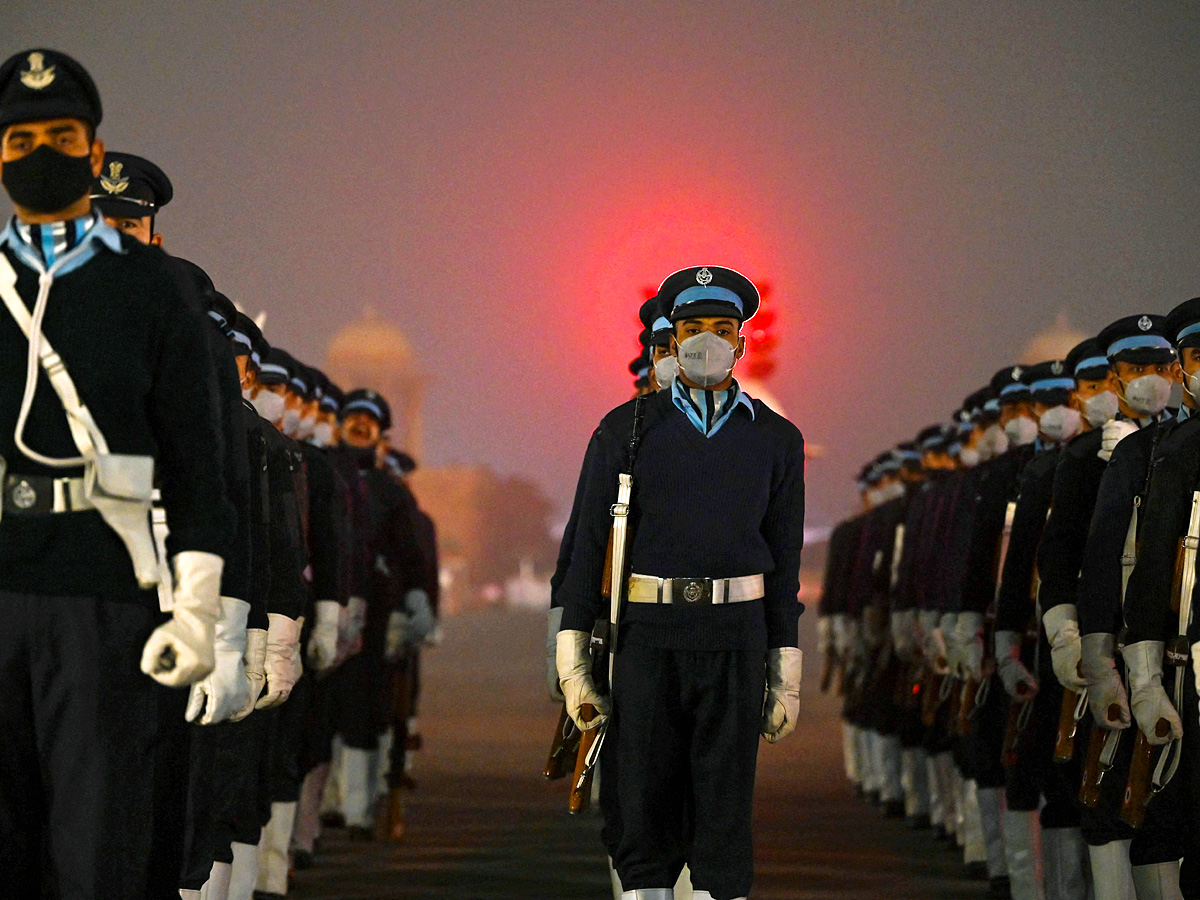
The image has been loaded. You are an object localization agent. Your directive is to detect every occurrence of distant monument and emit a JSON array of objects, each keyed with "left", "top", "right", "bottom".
[
  {"left": 324, "top": 309, "right": 556, "bottom": 613},
  {"left": 1020, "top": 313, "right": 1088, "bottom": 365},
  {"left": 325, "top": 307, "right": 425, "bottom": 461}
]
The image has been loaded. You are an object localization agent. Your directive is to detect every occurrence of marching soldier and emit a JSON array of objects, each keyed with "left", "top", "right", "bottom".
[
  {"left": 1110, "top": 298, "right": 1200, "bottom": 899},
  {"left": 992, "top": 359, "right": 1090, "bottom": 899},
  {"left": 1076, "top": 313, "right": 1184, "bottom": 898},
  {"left": 556, "top": 265, "right": 805, "bottom": 900},
  {"left": 0, "top": 49, "right": 233, "bottom": 898}
]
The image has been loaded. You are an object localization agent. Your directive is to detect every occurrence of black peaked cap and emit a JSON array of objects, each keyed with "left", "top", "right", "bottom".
[{"left": 0, "top": 49, "right": 102, "bottom": 130}]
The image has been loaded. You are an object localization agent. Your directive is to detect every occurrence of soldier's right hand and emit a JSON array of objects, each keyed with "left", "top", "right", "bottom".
[
  {"left": 556, "top": 629, "right": 609, "bottom": 730},
  {"left": 1081, "top": 632, "right": 1131, "bottom": 729},
  {"left": 230, "top": 628, "right": 267, "bottom": 722},
  {"left": 994, "top": 630, "right": 1038, "bottom": 700},
  {"left": 1124, "top": 640, "right": 1183, "bottom": 745},
  {"left": 1043, "top": 604, "right": 1087, "bottom": 690}
]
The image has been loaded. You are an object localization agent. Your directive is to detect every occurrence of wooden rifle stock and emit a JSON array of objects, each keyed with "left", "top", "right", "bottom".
[
  {"left": 1078, "top": 725, "right": 1112, "bottom": 808},
  {"left": 1120, "top": 719, "right": 1171, "bottom": 828},
  {"left": 819, "top": 652, "right": 837, "bottom": 694},
  {"left": 568, "top": 705, "right": 601, "bottom": 814},
  {"left": 956, "top": 676, "right": 979, "bottom": 737},
  {"left": 920, "top": 671, "right": 942, "bottom": 727},
  {"left": 543, "top": 703, "right": 581, "bottom": 780},
  {"left": 1001, "top": 692, "right": 1036, "bottom": 768},
  {"left": 1053, "top": 688, "right": 1082, "bottom": 763}
]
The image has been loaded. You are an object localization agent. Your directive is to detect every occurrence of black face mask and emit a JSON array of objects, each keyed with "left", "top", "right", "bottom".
[{"left": 2, "top": 144, "right": 95, "bottom": 214}]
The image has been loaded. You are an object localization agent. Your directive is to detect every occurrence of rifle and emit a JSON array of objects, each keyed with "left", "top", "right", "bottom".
[
  {"left": 565, "top": 396, "right": 645, "bottom": 813},
  {"left": 965, "top": 501, "right": 1019, "bottom": 737},
  {"left": 568, "top": 620, "right": 611, "bottom": 812},
  {"left": 1001, "top": 562, "right": 1042, "bottom": 768},
  {"left": 1119, "top": 489, "right": 1200, "bottom": 826},
  {"left": 1053, "top": 686, "right": 1088, "bottom": 763},
  {"left": 543, "top": 703, "right": 581, "bottom": 780},
  {"left": 1079, "top": 721, "right": 1122, "bottom": 807}
]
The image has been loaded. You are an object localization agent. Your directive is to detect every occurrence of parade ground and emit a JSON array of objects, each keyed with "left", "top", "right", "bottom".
[{"left": 296, "top": 608, "right": 984, "bottom": 900}]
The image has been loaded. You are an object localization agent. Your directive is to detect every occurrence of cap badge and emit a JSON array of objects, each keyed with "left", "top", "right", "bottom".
[
  {"left": 100, "top": 162, "right": 129, "bottom": 196},
  {"left": 1051, "top": 361, "right": 1063, "bottom": 375},
  {"left": 695, "top": 267, "right": 713, "bottom": 286},
  {"left": 1012, "top": 366, "right": 1023, "bottom": 379},
  {"left": 1138, "top": 315, "right": 1153, "bottom": 332},
  {"left": 20, "top": 52, "right": 56, "bottom": 90}
]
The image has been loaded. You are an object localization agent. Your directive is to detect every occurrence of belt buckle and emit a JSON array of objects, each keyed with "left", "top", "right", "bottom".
[
  {"left": 677, "top": 578, "right": 712, "bottom": 605},
  {"left": 7, "top": 475, "right": 39, "bottom": 512}
]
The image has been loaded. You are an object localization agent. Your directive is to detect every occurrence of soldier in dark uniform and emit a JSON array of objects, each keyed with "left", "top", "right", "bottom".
[
  {"left": 991, "top": 359, "right": 1091, "bottom": 899},
  {"left": 1111, "top": 298, "right": 1200, "bottom": 900},
  {"left": 1035, "top": 337, "right": 1137, "bottom": 900},
  {"left": 89, "top": 150, "right": 171, "bottom": 246},
  {"left": 556, "top": 265, "right": 805, "bottom": 900},
  {"left": 327, "top": 388, "right": 430, "bottom": 841},
  {"left": 1076, "top": 314, "right": 1183, "bottom": 898},
  {"left": 0, "top": 49, "right": 233, "bottom": 899}
]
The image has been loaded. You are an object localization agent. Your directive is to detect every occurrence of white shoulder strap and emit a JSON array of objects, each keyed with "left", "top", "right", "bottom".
[{"left": 0, "top": 254, "right": 109, "bottom": 462}]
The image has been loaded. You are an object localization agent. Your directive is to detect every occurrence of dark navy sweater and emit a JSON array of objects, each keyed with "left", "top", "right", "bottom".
[{"left": 557, "top": 387, "right": 806, "bottom": 651}]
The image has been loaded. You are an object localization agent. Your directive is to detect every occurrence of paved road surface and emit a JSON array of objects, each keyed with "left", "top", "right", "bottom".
[{"left": 294, "top": 609, "right": 986, "bottom": 899}]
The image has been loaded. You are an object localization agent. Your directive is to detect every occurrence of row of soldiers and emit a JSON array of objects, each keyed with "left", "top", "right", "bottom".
[
  {"left": 820, "top": 299, "right": 1200, "bottom": 900},
  {"left": 0, "top": 49, "right": 439, "bottom": 899}
]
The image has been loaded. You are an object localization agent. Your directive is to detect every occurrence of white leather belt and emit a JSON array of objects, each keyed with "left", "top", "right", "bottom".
[{"left": 628, "top": 573, "right": 765, "bottom": 605}]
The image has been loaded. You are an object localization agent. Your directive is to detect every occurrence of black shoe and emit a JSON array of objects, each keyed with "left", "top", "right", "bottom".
[
  {"left": 965, "top": 861, "right": 989, "bottom": 880},
  {"left": 319, "top": 811, "right": 345, "bottom": 829},
  {"left": 883, "top": 799, "right": 906, "bottom": 819},
  {"left": 987, "top": 876, "right": 1011, "bottom": 899},
  {"left": 908, "top": 813, "right": 932, "bottom": 830},
  {"left": 347, "top": 825, "right": 373, "bottom": 842},
  {"left": 293, "top": 849, "right": 314, "bottom": 870}
]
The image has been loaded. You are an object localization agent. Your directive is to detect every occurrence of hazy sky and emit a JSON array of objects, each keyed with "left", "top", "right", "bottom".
[{"left": 9, "top": 2, "right": 1199, "bottom": 528}]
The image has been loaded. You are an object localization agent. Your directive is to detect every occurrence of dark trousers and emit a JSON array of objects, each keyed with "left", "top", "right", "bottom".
[
  {"left": 0, "top": 592, "right": 158, "bottom": 900},
  {"left": 600, "top": 642, "right": 765, "bottom": 900}
]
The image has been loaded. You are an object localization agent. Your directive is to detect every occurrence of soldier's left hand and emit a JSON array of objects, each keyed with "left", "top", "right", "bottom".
[{"left": 762, "top": 647, "right": 803, "bottom": 743}]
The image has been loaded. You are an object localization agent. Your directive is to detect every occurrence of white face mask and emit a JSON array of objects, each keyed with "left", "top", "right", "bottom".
[
  {"left": 1120, "top": 373, "right": 1173, "bottom": 417},
  {"left": 312, "top": 421, "right": 335, "bottom": 447},
  {"left": 1182, "top": 370, "right": 1200, "bottom": 406},
  {"left": 281, "top": 407, "right": 302, "bottom": 437},
  {"left": 1038, "top": 405, "right": 1082, "bottom": 444},
  {"left": 959, "top": 446, "right": 981, "bottom": 468},
  {"left": 676, "top": 332, "right": 737, "bottom": 388},
  {"left": 883, "top": 480, "right": 906, "bottom": 501},
  {"left": 251, "top": 389, "right": 286, "bottom": 424},
  {"left": 979, "top": 423, "right": 1009, "bottom": 460},
  {"left": 294, "top": 413, "right": 317, "bottom": 441},
  {"left": 653, "top": 355, "right": 679, "bottom": 391},
  {"left": 1082, "top": 390, "right": 1119, "bottom": 427},
  {"left": 1004, "top": 415, "right": 1039, "bottom": 447}
]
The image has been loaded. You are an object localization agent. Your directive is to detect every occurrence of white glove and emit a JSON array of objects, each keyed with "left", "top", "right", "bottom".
[
  {"left": 1081, "top": 632, "right": 1130, "bottom": 729},
  {"left": 141, "top": 551, "right": 224, "bottom": 687},
  {"left": 831, "top": 614, "right": 853, "bottom": 658},
  {"left": 953, "top": 612, "right": 985, "bottom": 681},
  {"left": 995, "top": 630, "right": 1038, "bottom": 699},
  {"left": 185, "top": 597, "right": 250, "bottom": 725},
  {"left": 547, "top": 606, "right": 565, "bottom": 702},
  {"left": 917, "top": 609, "right": 941, "bottom": 660},
  {"left": 1124, "top": 640, "right": 1183, "bottom": 745},
  {"left": 255, "top": 613, "right": 303, "bottom": 709},
  {"left": 339, "top": 595, "right": 367, "bottom": 660},
  {"left": 1098, "top": 419, "right": 1137, "bottom": 461},
  {"left": 891, "top": 609, "right": 917, "bottom": 662},
  {"left": 230, "top": 628, "right": 267, "bottom": 722},
  {"left": 385, "top": 609, "right": 409, "bottom": 661},
  {"left": 556, "top": 629, "right": 608, "bottom": 730},
  {"left": 1191, "top": 641, "right": 1200, "bottom": 724},
  {"left": 403, "top": 589, "right": 435, "bottom": 648},
  {"left": 939, "top": 613, "right": 961, "bottom": 677},
  {"left": 762, "top": 647, "right": 803, "bottom": 743},
  {"left": 816, "top": 616, "right": 834, "bottom": 656},
  {"left": 1043, "top": 603, "right": 1087, "bottom": 690},
  {"left": 307, "top": 600, "right": 341, "bottom": 672}
]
